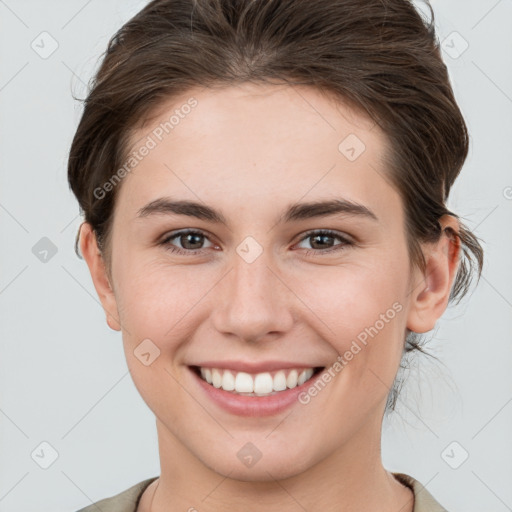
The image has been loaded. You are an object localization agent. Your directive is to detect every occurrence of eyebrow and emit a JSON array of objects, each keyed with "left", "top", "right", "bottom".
[{"left": 136, "top": 197, "right": 378, "bottom": 225}]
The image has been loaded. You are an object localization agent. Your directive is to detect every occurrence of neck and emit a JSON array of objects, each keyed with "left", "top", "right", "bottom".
[{"left": 143, "top": 415, "right": 414, "bottom": 512}]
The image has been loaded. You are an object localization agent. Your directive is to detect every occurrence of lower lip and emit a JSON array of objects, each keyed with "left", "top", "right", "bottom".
[{"left": 188, "top": 366, "right": 324, "bottom": 417}]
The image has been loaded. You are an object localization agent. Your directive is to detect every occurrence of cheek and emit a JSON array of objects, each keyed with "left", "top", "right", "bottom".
[
  {"left": 313, "top": 260, "right": 405, "bottom": 328},
  {"left": 113, "top": 260, "right": 204, "bottom": 415},
  {"left": 114, "top": 256, "right": 212, "bottom": 344},
  {"left": 299, "top": 255, "right": 408, "bottom": 375}
]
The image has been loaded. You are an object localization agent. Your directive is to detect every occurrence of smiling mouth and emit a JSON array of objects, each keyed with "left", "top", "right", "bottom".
[{"left": 189, "top": 365, "right": 325, "bottom": 396}]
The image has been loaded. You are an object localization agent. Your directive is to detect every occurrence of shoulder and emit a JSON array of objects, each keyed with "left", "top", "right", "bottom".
[
  {"left": 393, "top": 472, "right": 449, "bottom": 512},
  {"left": 74, "top": 477, "right": 159, "bottom": 512}
]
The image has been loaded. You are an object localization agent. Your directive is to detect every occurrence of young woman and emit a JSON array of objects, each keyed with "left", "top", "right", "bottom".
[{"left": 68, "top": 0, "right": 484, "bottom": 510}]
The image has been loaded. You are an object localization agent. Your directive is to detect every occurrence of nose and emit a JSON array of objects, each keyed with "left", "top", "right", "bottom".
[{"left": 210, "top": 251, "right": 295, "bottom": 344}]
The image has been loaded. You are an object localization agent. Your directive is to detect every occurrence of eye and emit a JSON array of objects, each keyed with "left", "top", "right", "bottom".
[
  {"left": 295, "top": 229, "right": 353, "bottom": 256},
  {"left": 159, "top": 228, "right": 353, "bottom": 256},
  {"left": 159, "top": 229, "right": 215, "bottom": 255}
]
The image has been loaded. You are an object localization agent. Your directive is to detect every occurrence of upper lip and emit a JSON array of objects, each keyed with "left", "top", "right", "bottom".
[{"left": 189, "top": 360, "right": 324, "bottom": 373}]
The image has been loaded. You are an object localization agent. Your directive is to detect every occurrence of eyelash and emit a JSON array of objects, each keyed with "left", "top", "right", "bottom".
[{"left": 159, "top": 228, "right": 354, "bottom": 256}]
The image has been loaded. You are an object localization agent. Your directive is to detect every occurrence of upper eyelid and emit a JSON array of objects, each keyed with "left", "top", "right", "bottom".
[
  {"left": 161, "top": 228, "right": 215, "bottom": 244},
  {"left": 298, "top": 228, "right": 353, "bottom": 242}
]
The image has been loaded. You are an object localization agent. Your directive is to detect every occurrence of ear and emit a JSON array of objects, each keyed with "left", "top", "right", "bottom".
[
  {"left": 79, "top": 222, "right": 122, "bottom": 331},
  {"left": 406, "top": 215, "right": 461, "bottom": 334}
]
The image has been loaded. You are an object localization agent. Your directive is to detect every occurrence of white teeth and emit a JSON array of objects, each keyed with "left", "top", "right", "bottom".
[
  {"left": 254, "top": 373, "right": 273, "bottom": 394},
  {"left": 286, "top": 369, "right": 298, "bottom": 388},
  {"left": 212, "top": 369, "right": 222, "bottom": 388},
  {"left": 273, "top": 370, "right": 287, "bottom": 391},
  {"left": 221, "top": 370, "right": 235, "bottom": 391},
  {"left": 297, "top": 370, "right": 309, "bottom": 386},
  {"left": 298, "top": 368, "right": 314, "bottom": 386},
  {"left": 198, "top": 367, "right": 317, "bottom": 395},
  {"left": 235, "top": 372, "right": 254, "bottom": 392}
]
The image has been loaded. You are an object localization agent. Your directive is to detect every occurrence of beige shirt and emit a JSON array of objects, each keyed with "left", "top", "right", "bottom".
[{"left": 75, "top": 472, "right": 448, "bottom": 512}]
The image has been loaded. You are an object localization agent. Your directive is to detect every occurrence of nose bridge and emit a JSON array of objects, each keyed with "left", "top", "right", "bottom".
[{"left": 211, "top": 246, "right": 294, "bottom": 342}]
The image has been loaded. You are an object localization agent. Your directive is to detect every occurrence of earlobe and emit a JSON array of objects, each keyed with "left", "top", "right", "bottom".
[
  {"left": 106, "top": 312, "right": 122, "bottom": 331},
  {"left": 79, "top": 222, "right": 122, "bottom": 332},
  {"left": 406, "top": 215, "right": 461, "bottom": 334}
]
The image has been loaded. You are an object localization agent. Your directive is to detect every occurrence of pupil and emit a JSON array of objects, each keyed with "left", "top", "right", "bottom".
[
  {"left": 183, "top": 233, "right": 202, "bottom": 249},
  {"left": 312, "top": 234, "right": 332, "bottom": 249}
]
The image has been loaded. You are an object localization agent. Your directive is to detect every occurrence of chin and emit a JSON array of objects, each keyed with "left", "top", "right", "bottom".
[{"left": 201, "top": 450, "right": 312, "bottom": 482}]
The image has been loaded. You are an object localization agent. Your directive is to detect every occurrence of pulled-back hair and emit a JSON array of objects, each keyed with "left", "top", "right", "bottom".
[{"left": 67, "top": 0, "right": 484, "bottom": 412}]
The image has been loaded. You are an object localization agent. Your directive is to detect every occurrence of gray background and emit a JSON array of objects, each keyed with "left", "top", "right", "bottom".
[{"left": 0, "top": 1, "right": 511, "bottom": 511}]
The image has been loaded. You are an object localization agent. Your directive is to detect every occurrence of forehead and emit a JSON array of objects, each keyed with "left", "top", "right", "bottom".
[
  {"left": 129, "top": 82, "right": 380, "bottom": 155},
  {"left": 117, "top": 83, "right": 399, "bottom": 224}
]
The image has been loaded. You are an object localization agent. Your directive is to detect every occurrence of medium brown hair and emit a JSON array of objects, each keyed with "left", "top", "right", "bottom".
[{"left": 67, "top": 0, "right": 484, "bottom": 412}]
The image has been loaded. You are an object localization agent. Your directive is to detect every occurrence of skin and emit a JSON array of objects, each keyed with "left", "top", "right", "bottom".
[{"left": 80, "top": 83, "right": 461, "bottom": 512}]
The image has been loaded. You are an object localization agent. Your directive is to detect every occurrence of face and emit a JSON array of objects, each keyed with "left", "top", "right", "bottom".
[{"left": 82, "top": 83, "right": 452, "bottom": 481}]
